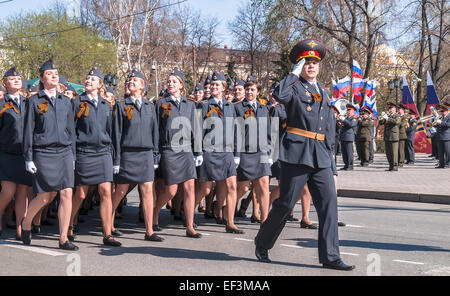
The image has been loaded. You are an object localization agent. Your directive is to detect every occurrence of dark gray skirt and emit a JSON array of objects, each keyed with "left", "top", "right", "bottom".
[
  {"left": 75, "top": 151, "right": 113, "bottom": 186},
  {"left": 32, "top": 148, "right": 74, "bottom": 194},
  {"left": 160, "top": 150, "right": 196, "bottom": 185},
  {"left": 0, "top": 151, "right": 32, "bottom": 186},
  {"left": 198, "top": 152, "right": 236, "bottom": 182},
  {"left": 237, "top": 152, "right": 272, "bottom": 182},
  {"left": 115, "top": 149, "right": 154, "bottom": 184}
]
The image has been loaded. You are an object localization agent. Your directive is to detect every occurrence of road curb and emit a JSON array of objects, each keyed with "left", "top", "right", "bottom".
[{"left": 337, "top": 189, "right": 450, "bottom": 205}]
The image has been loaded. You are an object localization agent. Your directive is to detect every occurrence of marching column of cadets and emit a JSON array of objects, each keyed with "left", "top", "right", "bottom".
[{"left": 0, "top": 45, "right": 448, "bottom": 268}]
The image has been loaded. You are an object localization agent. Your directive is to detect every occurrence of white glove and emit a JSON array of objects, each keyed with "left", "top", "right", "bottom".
[
  {"left": 436, "top": 119, "right": 442, "bottom": 125},
  {"left": 383, "top": 114, "right": 388, "bottom": 120},
  {"left": 154, "top": 154, "right": 161, "bottom": 170},
  {"left": 25, "top": 161, "right": 37, "bottom": 174},
  {"left": 73, "top": 161, "right": 76, "bottom": 170},
  {"left": 234, "top": 157, "right": 240, "bottom": 169},
  {"left": 194, "top": 155, "right": 203, "bottom": 167},
  {"left": 268, "top": 158, "right": 273, "bottom": 165},
  {"left": 113, "top": 165, "right": 120, "bottom": 174},
  {"left": 291, "top": 58, "right": 306, "bottom": 77},
  {"left": 339, "top": 115, "right": 345, "bottom": 121}
]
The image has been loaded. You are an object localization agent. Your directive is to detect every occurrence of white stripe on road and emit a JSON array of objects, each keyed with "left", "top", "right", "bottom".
[
  {"left": 344, "top": 224, "right": 364, "bottom": 228},
  {"left": 280, "top": 244, "right": 303, "bottom": 249},
  {"left": 340, "top": 252, "right": 360, "bottom": 256},
  {"left": 0, "top": 241, "right": 66, "bottom": 257},
  {"left": 234, "top": 238, "right": 253, "bottom": 242},
  {"left": 393, "top": 259, "right": 424, "bottom": 265}
]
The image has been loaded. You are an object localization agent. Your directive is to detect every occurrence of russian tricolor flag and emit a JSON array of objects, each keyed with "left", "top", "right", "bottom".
[
  {"left": 426, "top": 71, "right": 439, "bottom": 116},
  {"left": 353, "top": 60, "right": 363, "bottom": 79},
  {"left": 353, "top": 77, "right": 366, "bottom": 103},
  {"left": 337, "top": 76, "right": 351, "bottom": 97},
  {"left": 402, "top": 75, "right": 419, "bottom": 115},
  {"left": 365, "top": 79, "right": 378, "bottom": 99},
  {"left": 332, "top": 79, "right": 339, "bottom": 98}
]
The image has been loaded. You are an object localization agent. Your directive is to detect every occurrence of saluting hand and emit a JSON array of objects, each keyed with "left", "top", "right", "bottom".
[{"left": 291, "top": 58, "right": 306, "bottom": 77}]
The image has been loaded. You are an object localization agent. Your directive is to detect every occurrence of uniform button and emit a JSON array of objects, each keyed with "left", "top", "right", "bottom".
[
  {"left": 319, "top": 127, "right": 322, "bottom": 131},
  {"left": 321, "top": 107, "right": 323, "bottom": 110},
  {"left": 320, "top": 117, "right": 323, "bottom": 120}
]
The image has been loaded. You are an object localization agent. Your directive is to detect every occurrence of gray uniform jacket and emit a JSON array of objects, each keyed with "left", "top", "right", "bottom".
[{"left": 23, "top": 90, "right": 75, "bottom": 161}]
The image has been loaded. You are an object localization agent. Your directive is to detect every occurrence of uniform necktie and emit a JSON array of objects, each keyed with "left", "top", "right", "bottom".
[
  {"left": 135, "top": 99, "right": 141, "bottom": 109},
  {"left": 12, "top": 96, "right": 20, "bottom": 107},
  {"left": 218, "top": 100, "right": 223, "bottom": 109},
  {"left": 50, "top": 96, "right": 56, "bottom": 106},
  {"left": 92, "top": 98, "right": 98, "bottom": 108}
]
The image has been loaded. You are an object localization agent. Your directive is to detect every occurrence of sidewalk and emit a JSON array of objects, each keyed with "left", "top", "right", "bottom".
[{"left": 335, "top": 153, "right": 450, "bottom": 204}]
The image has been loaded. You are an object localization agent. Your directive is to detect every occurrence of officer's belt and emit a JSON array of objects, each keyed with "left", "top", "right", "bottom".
[{"left": 287, "top": 127, "right": 325, "bottom": 141}]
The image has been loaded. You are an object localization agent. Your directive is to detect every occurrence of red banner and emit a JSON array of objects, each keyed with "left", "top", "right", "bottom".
[{"left": 414, "top": 130, "right": 432, "bottom": 154}]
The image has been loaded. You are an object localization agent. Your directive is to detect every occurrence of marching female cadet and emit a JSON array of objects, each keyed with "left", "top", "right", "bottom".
[
  {"left": 234, "top": 79, "right": 272, "bottom": 224},
  {"left": 203, "top": 75, "right": 212, "bottom": 100},
  {"left": 153, "top": 69, "right": 201, "bottom": 238},
  {"left": 111, "top": 69, "right": 163, "bottom": 242},
  {"left": 195, "top": 71, "right": 244, "bottom": 234},
  {"left": 255, "top": 39, "right": 354, "bottom": 270},
  {"left": 21, "top": 59, "right": 78, "bottom": 250},
  {"left": 68, "top": 67, "right": 120, "bottom": 247},
  {"left": 193, "top": 83, "right": 204, "bottom": 104},
  {"left": 0, "top": 67, "right": 32, "bottom": 240}
]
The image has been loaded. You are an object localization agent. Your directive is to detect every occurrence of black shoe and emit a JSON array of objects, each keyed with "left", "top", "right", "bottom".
[
  {"left": 103, "top": 235, "right": 122, "bottom": 247},
  {"left": 15, "top": 234, "right": 21, "bottom": 241},
  {"left": 339, "top": 167, "right": 348, "bottom": 171},
  {"left": 255, "top": 246, "right": 271, "bottom": 263},
  {"left": 111, "top": 229, "right": 123, "bottom": 237},
  {"left": 165, "top": 204, "right": 171, "bottom": 210},
  {"left": 338, "top": 221, "right": 346, "bottom": 227},
  {"left": 79, "top": 209, "right": 89, "bottom": 215},
  {"left": 226, "top": 226, "right": 245, "bottom": 234},
  {"left": 250, "top": 216, "right": 261, "bottom": 224},
  {"left": 186, "top": 231, "right": 202, "bottom": 238},
  {"left": 153, "top": 225, "right": 162, "bottom": 232},
  {"left": 31, "top": 223, "right": 41, "bottom": 234},
  {"left": 59, "top": 240, "right": 79, "bottom": 251},
  {"left": 144, "top": 233, "right": 164, "bottom": 242},
  {"left": 287, "top": 215, "right": 299, "bottom": 222},
  {"left": 300, "top": 220, "right": 318, "bottom": 229},
  {"left": 197, "top": 205, "right": 205, "bottom": 213},
  {"left": 235, "top": 208, "right": 247, "bottom": 218},
  {"left": 435, "top": 166, "right": 445, "bottom": 169},
  {"left": 322, "top": 259, "right": 355, "bottom": 271},
  {"left": 21, "top": 219, "right": 31, "bottom": 245}
]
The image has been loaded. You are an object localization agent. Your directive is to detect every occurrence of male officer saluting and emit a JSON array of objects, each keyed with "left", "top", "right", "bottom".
[{"left": 254, "top": 39, "right": 355, "bottom": 271}]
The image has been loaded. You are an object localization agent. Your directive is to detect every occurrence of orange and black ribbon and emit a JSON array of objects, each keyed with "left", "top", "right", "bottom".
[
  {"left": 205, "top": 106, "right": 223, "bottom": 118},
  {"left": 258, "top": 98, "right": 267, "bottom": 106},
  {"left": 244, "top": 107, "right": 255, "bottom": 119},
  {"left": 37, "top": 101, "right": 49, "bottom": 115},
  {"left": 124, "top": 106, "right": 134, "bottom": 120},
  {"left": 77, "top": 102, "right": 90, "bottom": 119},
  {"left": 161, "top": 104, "right": 172, "bottom": 119},
  {"left": 312, "top": 92, "right": 323, "bottom": 103},
  {"left": 0, "top": 101, "right": 20, "bottom": 116}
]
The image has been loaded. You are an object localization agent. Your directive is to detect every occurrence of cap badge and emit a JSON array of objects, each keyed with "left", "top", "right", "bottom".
[{"left": 307, "top": 40, "right": 318, "bottom": 48}]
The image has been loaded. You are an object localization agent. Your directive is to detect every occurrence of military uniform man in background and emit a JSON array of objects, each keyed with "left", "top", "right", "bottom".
[
  {"left": 397, "top": 104, "right": 409, "bottom": 167},
  {"left": 405, "top": 108, "right": 418, "bottom": 165},
  {"left": 355, "top": 107, "right": 373, "bottom": 166},
  {"left": 380, "top": 102, "right": 401, "bottom": 171},
  {"left": 339, "top": 104, "right": 358, "bottom": 170}
]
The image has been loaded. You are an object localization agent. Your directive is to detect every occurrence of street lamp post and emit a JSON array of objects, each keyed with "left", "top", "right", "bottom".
[{"left": 152, "top": 60, "right": 158, "bottom": 98}]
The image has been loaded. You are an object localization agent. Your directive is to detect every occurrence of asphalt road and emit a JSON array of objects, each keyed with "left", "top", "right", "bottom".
[{"left": 1, "top": 190, "right": 449, "bottom": 276}]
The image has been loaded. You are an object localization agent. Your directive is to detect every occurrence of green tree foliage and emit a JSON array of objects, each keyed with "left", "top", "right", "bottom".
[{"left": 0, "top": 9, "right": 116, "bottom": 85}]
